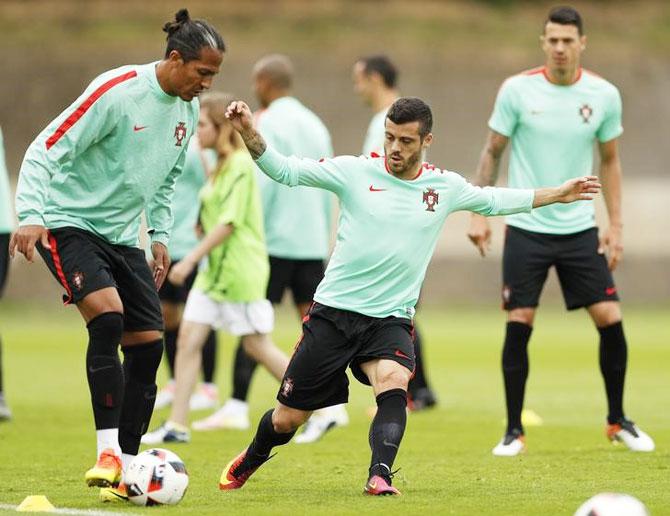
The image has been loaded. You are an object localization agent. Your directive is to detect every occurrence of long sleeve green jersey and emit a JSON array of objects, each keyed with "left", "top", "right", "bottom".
[
  {"left": 255, "top": 146, "right": 535, "bottom": 319},
  {"left": 15, "top": 62, "right": 198, "bottom": 247}
]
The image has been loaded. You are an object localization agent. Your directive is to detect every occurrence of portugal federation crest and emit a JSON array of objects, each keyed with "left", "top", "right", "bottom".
[
  {"left": 281, "top": 377, "right": 294, "bottom": 398},
  {"left": 422, "top": 188, "right": 439, "bottom": 212},
  {"left": 174, "top": 122, "right": 187, "bottom": 146},
  {"left": 579, "top": 104, "right": 593, "bottom": 123}
]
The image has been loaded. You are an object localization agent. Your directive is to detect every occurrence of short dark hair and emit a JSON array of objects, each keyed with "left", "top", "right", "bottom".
[
  {"left": 359, "top": 55, "right": 398, "bottom": 88},
  {"left": 163, "top": 9, "right": 225, "bottom": 62},
  {"left": 386, "top": 97, "right": 433, "bottom": 138},
  {"left": 545, "top": 6, "right": 583, "bottom": 35}
]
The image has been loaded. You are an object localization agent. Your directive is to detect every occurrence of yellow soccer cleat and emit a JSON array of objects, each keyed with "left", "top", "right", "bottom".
[
  {"left": 99, "top": 482, "right": 128, "bottom": 503},
  {"left": 85, "top": 448, "right": 122, "bottom": 487}
]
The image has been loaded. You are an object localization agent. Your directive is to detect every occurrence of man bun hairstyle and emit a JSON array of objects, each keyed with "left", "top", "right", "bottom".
[
  {"left": 359, "top": 55, "right": 398, "bottom": 89},
  {"left": 163, "top": 8, "right": 226, "bottom": 62},
  {"left": 545, "top": 6, "right": 584, "bottom": 35},
  {"left": 387, "top": 97, "right": 433, "bottom": 139}
]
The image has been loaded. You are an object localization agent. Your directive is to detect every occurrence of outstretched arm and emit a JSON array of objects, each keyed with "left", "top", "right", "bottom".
[
  {"left": 225, "top": 101, "right": 267, "bottom": 158},
  {"left": 532, "top": 176, "right": 601, "bottom": 207}
]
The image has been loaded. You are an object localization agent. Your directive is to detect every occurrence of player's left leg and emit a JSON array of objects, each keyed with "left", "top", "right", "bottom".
[
  {"left": 407, "top": 323, "right": 437, "bottom": 411},
  {"left": 0, "top": 232, "right": 10, "bottom": 421}
]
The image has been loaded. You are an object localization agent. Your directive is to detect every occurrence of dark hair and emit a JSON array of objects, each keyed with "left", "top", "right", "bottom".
[
  {"left": 359, "top": 55, "right": 398, "bottom": 88},
  {"left": 386, "top": 97, "right": 433, "bottom": 138},
  {"left": 545, "top": 6, "right": 583, "bottom": 35},
  {"left": 163, "top": 9, "right": 225, "bottom": 62}
]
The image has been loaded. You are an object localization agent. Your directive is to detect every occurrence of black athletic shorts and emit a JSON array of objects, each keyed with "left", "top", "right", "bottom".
[
  {"left": 502, "top": 225, "right": 619, "bottom": 311},
  {"left": 266, "top": 256, "right": 325, "bottom": 305},
  {"left": 277, "top": 302, "right": 415, "bottom": 411},
  {"left": 37, "top": 227, "right": 163, "bottom": 331},
  {"left": 0, "top": 233, "right": 9, "bottom": 297},
  {"left": 158, "top": 260, "right": 198, "bottom": 304}
]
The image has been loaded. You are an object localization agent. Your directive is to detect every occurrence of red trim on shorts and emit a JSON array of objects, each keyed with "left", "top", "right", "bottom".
[
  {"left": 47, "top": 232, "right": 73, "bottom": 305},
  {"left": 45, "top": 70, "right": 138, "bottom": 150}
]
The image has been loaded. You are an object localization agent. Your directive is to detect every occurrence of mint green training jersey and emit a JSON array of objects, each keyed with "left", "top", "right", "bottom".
[
  {"left": 16, "top": 62, "right": 198, "bottom": 247},
  {"left": 489, "top": 66, "right": 623, "bottom": 235},
  {"left": 362, "top": 107, "right": 390, "bottom": 156},
  {"left": 255, "top": 96, "right": 333, "bottom": 259},
  {"left": 168, "top": 140, "right": 216, "bottom": 260},
  {"left": 256, "top": 146, "right": 535, "bottom": 318},
  {"left": 0, "top": 127, "right": 15, "bottom": 233}
]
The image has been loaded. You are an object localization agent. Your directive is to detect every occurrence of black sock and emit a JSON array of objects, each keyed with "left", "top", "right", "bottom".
[
  {"left": 502, "top": 321, "right": 532, "bottom": 434},
  {"left": 246, "top": 409, "right": 296, "bottom": 460},
  {"left": 163, "top": 328, "right": 178, "bottom": 378},
  {"left": 232, "top": 339, "right": 258, "bottom": 401},
  {"left": 86, "top": 312, "right": 125, "bottom": 429},
  {"left": 119, "top": 339, "right": 162, "bottom": 455},
  {"left": 408, "top": 324, "right": 429, "bottom": 394},
  {"left": 369, "top": 389, "right": 407, "bottom": 481},
  {"left": 598, "top": 321, "right": 627, "bottom": 424},
  {"left": 201, "top": 330, "right": 217, "bottom": 384}
]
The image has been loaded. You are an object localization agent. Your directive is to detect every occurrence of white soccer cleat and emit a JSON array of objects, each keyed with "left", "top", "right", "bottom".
[
  {"left": 492, "top": 430, "right": 526, "bottom": 456},
  {"left": 189, "top": 383, "right": 219, "bottom": 411},
  {"left": 191, "top": 399, "right": 250, "bottom": 431},
  {"left": 141, "top": 421, "right": 190, "bottom": 444},
  {"left": 154, "top": 381, "right": 175, "bottom": 410},
  {"left": 294, "top": 404, "right": 349, "bottom": 444},
  {"left": 0, "top": 395, "right": 11, "bottom": 421},
  {"left": 607, "top": 418, "right": 655, "bottom": 452}
]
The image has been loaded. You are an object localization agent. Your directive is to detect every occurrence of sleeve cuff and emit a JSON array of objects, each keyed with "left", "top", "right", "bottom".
[
  {"left": 150, "top": 231, "right": 169, "bottom": 246},
  {"left": 18, "top": 214, "right": 46, "bottom": 227}
]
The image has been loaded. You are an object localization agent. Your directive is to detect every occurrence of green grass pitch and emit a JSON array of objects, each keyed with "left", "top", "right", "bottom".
[{"left": 0, "top": 302, "right": 668, "bottom": 515}]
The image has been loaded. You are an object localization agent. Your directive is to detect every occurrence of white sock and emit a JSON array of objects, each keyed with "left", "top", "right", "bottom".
[
  {"left": 96, "top": 428, "right": 121, "bottom": 457},
  {"left": 226, "top": 398, "right": 249, "bottom": 414},
  {"left": 121, "top": 453, "right": 135, "bottom": 475}
]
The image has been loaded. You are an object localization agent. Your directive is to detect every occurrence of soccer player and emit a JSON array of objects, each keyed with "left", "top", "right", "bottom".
[
  {"left": 154, "top": 138, "right": 220, "bottom": 412},
  {"left": 192, "top": 54, "right": 349, "bottom": 442},
  {"left": 10, "top": 9, "right": 224, "bottom": 498},
  {"left": 142, "top": 92, "right": 289, "bottom": 445},
  {"left": 467, "top": 6, "right": 654, "bottom": 456},
  {"left": 0, "top": 126, "right": 14, "bottom": 421},
  {"left": 353, "top": 55, "right": 437, "bottom": 410},
  {"left": 219, "top": 96, "right": 600, "bottom": 495}
]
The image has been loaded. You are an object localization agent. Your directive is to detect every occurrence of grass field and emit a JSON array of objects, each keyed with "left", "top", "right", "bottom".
[{"left": 0, "top": 302, "right": 668, "bottom": 515}]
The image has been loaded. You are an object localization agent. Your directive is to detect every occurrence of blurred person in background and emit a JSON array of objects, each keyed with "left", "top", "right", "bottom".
[
  {"left": 194, "top": 54, "right": 349, "bottom": 443},
  {"left": 467, "top": 6, "right": 654, "bottom": 457},
  {"left": 153, "top": 138, "right": 220, "bottom": 413},
  {"left": 142, "top": 92, "right": 289, "bottom": 446},
  {"left": 10, "top": 9, "right": 224, "bottom": 501},
  {"left": 0, "top": 126, "right": 14, "bottom": 421},
  {"left": 353, "top": 54, "right": 437, "bottom": 410}
]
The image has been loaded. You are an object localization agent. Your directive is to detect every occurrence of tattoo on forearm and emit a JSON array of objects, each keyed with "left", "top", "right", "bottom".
[
  {"left": 474, "top": 151, "right": 500, "bottom": 187},
  {"left": 243, "top": 129, "right": 267, "bottom": 159}
]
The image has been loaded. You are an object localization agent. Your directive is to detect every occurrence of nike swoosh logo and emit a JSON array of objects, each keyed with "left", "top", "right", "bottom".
[
  {"left": 88, "top": 364, "right": 114, "bottom": 373},
  {"left": 369, "top": 185, "right": 387, "bottom": 192},
  {"left": 394, "top": 349, "right": 410, "bottom": 360},
  {"left": 382, "top": 439, "right": 399, "bottom": 449},
  {"left": 530, "top": 110, "right": 542, "bottom": 115},
  {"left": 368, "top": 481, "right": 377, "bottom": 490},
  {"left": 134, "top": 125, "right": 148, "bottom": 132}
]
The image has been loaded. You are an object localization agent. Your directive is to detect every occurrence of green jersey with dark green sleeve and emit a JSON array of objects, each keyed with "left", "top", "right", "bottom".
[
  {"left": 489, "top": 66, "right": 622, "bottom": 234},
  {"left": 255, "top": 146, "right": 535, "bottom": 318},
  {"left": 0, "top": 127, "right": 15, "bottom": 233},
  {"left": 15, "top": 62, "right": 198, "bottom": 247}
]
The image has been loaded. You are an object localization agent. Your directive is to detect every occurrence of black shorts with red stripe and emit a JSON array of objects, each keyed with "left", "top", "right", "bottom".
[
  {"left": 37, "top": 227, "right": 163, "bottom": 332},
  {"left": 276, "top": 302, "right": 415, "bottom": 411}
]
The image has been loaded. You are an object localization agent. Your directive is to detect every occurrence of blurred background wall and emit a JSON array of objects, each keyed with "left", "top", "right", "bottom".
[{"left": 1, "top": 0, "right": 668, "bottom": 305}]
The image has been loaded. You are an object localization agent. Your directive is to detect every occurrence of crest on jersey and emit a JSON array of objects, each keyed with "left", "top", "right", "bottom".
[
  {"left": 72, "top": 271, "right": 85, "bottom": 291},
  {"left": 422, "top": 188, "right": 439, "bottom": 212},
  {"left": 281, "top": 377, "right": 294, "bottom": 398},
  {"left": 174, "top": 122, "right": 187, "bottom": 146},
  {"left": 579, "top": 104, "right": 593, "bottom": 123}
]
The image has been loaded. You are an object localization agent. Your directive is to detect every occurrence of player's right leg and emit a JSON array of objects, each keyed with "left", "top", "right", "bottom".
[{"left": 0, "top": 233, "right": 11, "bottom": 421}]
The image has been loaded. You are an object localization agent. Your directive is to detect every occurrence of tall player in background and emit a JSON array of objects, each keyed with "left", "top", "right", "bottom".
[
  {"left": 154, "top": 139, "right": 220, "bottom": 413},
  {"left": 11, "top": 9, "right": 224, "bottom": 500},
  {"left": 467, "top": 6, "right": 654, "bottom": 456},
  {"left": 0, "top": 126, "right": 14, "bottom": 421},
  {"left": 353, "top": 55, "right": 437, "bottom": 410},
  {"left": 192, "top": 54, "right": 349, "bottom": 443}
]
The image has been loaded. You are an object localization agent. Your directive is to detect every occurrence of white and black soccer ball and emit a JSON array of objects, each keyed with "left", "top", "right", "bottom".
[
  {"left": 125, "top": 448, "right": 189, "bottom": 506},
  {"left": 574, "top": 493, "right": 649, "bottom": 516}
]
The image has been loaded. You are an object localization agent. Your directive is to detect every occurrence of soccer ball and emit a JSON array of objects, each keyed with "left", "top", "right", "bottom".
[
  {"left": 574, "top": 493, "right": 649, "bottom": 516},
  {"left": 124, "top": 448, "right": 189, "bottom": 506}
]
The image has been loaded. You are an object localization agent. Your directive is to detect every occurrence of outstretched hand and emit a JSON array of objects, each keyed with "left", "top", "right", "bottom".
[
  {"left": 225, "top": 101, "right": 254, "bottom": 134},
  {"left": 557, "top": 176, "right": 601, "bottom": 203}
]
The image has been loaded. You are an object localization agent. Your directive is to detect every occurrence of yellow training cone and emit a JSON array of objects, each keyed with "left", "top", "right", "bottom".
[{"left": 16, "top": 495, "right": 55, "bottom": 512}]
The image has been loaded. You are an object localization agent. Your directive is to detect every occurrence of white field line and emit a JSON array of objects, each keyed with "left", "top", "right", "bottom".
[{"left": 0, "top": 502, "right": 139, "bottom": 515}]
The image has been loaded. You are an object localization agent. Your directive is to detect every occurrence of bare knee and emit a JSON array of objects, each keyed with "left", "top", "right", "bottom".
[
  {"left": 377, "top": 369, "right": 411, "bottom": 392},
  {"left": 588, "top": 301, "right": 622, "bottom": 328},
  {"left": 272, "top": 406, "right": 310, "bottom": 434},
  {"left": 508, "top": 307, "right": 535, "bottom": 326}
]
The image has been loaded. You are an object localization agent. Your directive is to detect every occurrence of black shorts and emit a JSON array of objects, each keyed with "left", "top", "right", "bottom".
[
  {"left": 0, "top": 233, "right": 9, "bottom": 297},
  {"left": 158, "top": 260, "right": 198, "bottom": 304},
  {"left": 37, "top": 227, "right": 163, "bottom": 332},
  {"left": 277, "top": 302, "right": 415, "bottom": 411},
  {"left": 267, "top": 256, "right": 325, "bottom": 305},
  {"left": 502, "top": 226, "right": 619, "bottom": 311}
]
